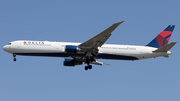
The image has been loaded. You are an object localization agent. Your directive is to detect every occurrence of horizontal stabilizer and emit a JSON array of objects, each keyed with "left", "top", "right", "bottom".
[
  {"left": 163, "top": 55, "right": 169, "bottom": 58},
  {"left": 153, "top": 42, "right": 177, "bottom": 52}
]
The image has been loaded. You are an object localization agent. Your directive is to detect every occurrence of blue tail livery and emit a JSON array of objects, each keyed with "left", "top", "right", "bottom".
[{"left": 146, "top": 25, "right": 175, "bottom": 48}]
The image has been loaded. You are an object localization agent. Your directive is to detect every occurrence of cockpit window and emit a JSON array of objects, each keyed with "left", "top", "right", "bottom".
[{"left": 7, "top": 43, "right": 11, "bottom": 45}]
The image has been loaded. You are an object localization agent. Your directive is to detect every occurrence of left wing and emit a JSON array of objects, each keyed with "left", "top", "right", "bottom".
[{"left": 78, "top": 21, "right": 124, "bottom": 51}]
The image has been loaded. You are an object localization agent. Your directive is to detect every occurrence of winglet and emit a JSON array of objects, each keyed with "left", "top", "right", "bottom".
[{"left": 153, "top": 42, "right": 177, "bottom": 52}]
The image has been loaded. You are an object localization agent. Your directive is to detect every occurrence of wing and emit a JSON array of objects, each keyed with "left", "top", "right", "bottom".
[{"left": 78, "top": 21, "right": 124, "bottom": 50}]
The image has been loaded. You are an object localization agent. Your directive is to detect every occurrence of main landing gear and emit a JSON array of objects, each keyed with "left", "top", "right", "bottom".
[
  {"left": 85, "top": 65, "right": 92, "bottom": 70},
  {"left": 84, "top": 51, "right": 94, "bottom": 70},
  {"left": 13, "top": 54, "right": 16, "bottom": 61},
  {"left": 84, "top": 56, "right": 94, "bottom": 70}
]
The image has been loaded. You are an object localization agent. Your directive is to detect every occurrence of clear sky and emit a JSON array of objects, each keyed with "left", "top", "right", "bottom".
[{"left": 0, "top": 0, "right": 179, "bottom": 101}]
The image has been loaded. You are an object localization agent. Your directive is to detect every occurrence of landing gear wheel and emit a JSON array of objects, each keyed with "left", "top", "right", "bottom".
[
  {"left": 88, "top": 65, "right": 92, "bottom": 69},
  {"left": 84, "top": 65, "right": 92, "bottom": 70},
  {"left": 85, "top": 66, "right": 88, "bottom": 70},
  {"left": 13, "top": 58, "right": 16, "bottom": 61},
  {"left": 13, "top": 54, "right": 16, "bottom": 62}
]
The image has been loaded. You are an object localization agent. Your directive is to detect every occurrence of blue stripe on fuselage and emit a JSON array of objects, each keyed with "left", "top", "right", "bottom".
[
  {"left": 14, "top": 53, "right": 138, "bottom": 60},
  {"left": 97, "top": 53, "right": 138, "bottom": 60}
]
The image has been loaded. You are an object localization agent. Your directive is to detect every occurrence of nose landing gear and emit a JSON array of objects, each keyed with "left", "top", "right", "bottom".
[{"left": 13, "top": 54, "right": 16, "bottom": 61}]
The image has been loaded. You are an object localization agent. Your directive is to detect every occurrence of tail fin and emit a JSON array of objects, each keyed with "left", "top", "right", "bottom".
[{"left": 146, "top": 25, "right": 175, "bottom": 48}]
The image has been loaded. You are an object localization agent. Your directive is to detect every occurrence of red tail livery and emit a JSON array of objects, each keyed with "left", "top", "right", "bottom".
[{"left": 146, "top": 25, "right": 175, "bottom": 48}]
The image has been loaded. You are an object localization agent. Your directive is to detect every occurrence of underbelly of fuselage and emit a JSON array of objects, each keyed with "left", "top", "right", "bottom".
[{"left": 14, "top": 52, "right": 139, "bottom": 60}]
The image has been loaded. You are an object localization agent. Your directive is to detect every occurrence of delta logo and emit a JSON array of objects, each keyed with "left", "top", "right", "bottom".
[{"left": 23, "top": 41, "right": 44, "bottom": 44}]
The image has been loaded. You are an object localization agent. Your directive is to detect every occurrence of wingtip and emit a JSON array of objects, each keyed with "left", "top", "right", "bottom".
[
  {"left": 115, "top": 21, "right": 124, "bottom": 24},
  {"left": 170, "top": 42, "right": 177, "bottom": 44},
  {"left": 172, "top": 42, "right": 177, "bottom": 44},
  {"left": 113, "top": 21, "right": 124, "bottom": 26}
]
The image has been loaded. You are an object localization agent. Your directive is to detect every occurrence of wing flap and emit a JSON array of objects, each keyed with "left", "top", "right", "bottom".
[{"left": 91, "top": 61, "right": 110, "bottom": 65}]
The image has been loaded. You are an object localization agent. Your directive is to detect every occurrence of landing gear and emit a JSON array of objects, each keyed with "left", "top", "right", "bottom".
[
  {"left": 84, "top": 51, "right": 94, "bottom": 70},
  {"left": 84, "top": 56, "right": 94, "bottom": 70},
  {"left": 85, "top": 66, "right": 88, "bottom": 70},
  {"left": 85, "top": 65, "right": 92, "bottom": 70},
  {"left": 89, "top": 65, "right": 92, "bottom": 69},
  {"left": 13, "top": 58, "right": 16, "bottom": 61},
  {"left": 13, "top": 54, "right": 16, "bottom": 61}
]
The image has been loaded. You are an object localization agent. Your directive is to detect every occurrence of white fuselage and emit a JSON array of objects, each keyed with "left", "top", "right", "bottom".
[{"left": 3, "top": 40, "right": 171, "bottom": 60}]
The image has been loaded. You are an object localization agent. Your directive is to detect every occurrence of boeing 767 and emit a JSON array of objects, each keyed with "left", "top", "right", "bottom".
[{"left": 3, "top": 21, "right": 177, "bottom": 70}]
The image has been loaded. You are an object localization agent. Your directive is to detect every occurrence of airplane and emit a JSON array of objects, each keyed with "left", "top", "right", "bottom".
[{"left": 3, "top": 21, "right": 177, "bottom": 70}]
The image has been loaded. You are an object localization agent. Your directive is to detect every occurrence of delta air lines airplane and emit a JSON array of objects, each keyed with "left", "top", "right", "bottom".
[{"left": 3, "top": 21, "right": 177, "bottom": 70}]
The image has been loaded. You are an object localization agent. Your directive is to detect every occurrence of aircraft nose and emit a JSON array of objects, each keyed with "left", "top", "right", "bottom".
[{"left": 3, "top": 45, "right": 9, "bottom": 51}]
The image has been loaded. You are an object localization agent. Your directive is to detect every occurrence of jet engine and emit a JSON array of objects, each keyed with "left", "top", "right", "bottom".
[
  {"left": 65, "top": 45, "right": 81, "bottom": 53},
  {"left": 63, "top": 58, "right": 83, "bottom": 66}
]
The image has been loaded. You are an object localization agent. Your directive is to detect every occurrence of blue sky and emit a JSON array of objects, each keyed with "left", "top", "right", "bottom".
[{"left": 0, "top": 0, "right": 179, "bottom": 101}]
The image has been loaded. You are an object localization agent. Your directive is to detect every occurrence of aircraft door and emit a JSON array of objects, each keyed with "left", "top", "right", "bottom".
[{"left": 54, "top": 43, "right": 63, "bottom": 52}]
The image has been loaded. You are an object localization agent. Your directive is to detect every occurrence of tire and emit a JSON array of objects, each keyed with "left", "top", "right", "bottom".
[
  {"left": 88, "top": 65, "right": 92, "bottom": 69},
  {"left": 13, "top": 58, "right": 16, "bottom": 61},
  {"left": 85, "top": 66, "right": 88, "bottom": 70}
]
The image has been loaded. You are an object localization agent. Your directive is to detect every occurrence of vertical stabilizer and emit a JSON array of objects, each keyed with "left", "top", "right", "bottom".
[{"left": 146, "top": 25, "right": 175, "bottom": 48}]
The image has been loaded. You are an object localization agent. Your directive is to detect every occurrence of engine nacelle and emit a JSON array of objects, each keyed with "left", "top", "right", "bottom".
[
  {"left": 63, "top": 58, "right": 83, "bottom": 66},
  {"left": 65, "top": 45, "right": 80, "bottom": 53}
]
